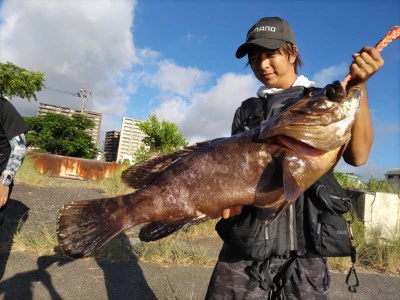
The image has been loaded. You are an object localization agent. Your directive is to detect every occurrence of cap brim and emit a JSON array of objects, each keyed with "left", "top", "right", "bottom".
[{"left": 236, "top": 39, "right": 286, "bottom": 59}]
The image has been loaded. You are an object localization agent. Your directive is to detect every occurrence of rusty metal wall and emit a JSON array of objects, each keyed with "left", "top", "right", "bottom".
[{"left": 27, "top": 152, "right": 127, "bottom": 181}]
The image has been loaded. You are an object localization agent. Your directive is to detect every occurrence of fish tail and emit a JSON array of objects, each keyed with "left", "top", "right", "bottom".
[{"left": 57, "top": 195, "right": 133, "bottom": 258}]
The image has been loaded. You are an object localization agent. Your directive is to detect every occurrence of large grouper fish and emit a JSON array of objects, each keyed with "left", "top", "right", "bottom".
[{"left": 57, "top": 80, "right": 362, "bottom": 258}]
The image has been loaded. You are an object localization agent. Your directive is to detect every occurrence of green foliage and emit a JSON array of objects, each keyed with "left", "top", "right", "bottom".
[
  {"left": 334, "top": 172, "right": 399, "bottom": 194},
  {"left": 133, "top": 145, "right": 152, "bottom": 162},
  {"left": 364, "top": 177, "right": 399, "bottom": 194},
  {"left": 24, "top": 113, "right": 98, "bottom": 159},
  {"left": 122, "top": 158, "right": 131, "bottom": 165},
  {"left": 0, "top": 62, "right": 45, "bottom": 101},
  {"left": 134, "top": 114, "right": 188, "bottom": 161},
  {"left": 357, "top": 227, "right": 400, "bottom": 274}
]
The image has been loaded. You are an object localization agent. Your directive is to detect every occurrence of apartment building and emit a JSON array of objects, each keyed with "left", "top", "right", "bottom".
[
  {"left": 116, "top": 117, "right": 146, "bottom": 163},
  {"left": 103, "top": 130, "right": 120, "bottom": 162},
  {"left": 37, "top": 103, "right": 102, "bottom": 147}
]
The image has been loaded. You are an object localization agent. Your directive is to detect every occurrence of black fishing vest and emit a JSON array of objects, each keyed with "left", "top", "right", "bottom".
[
  {"left": 216, "top": 85, "right": 354, "bottom": 259},
  {"left": 238, "top": 86, "right": 312, "bottom": 257}
]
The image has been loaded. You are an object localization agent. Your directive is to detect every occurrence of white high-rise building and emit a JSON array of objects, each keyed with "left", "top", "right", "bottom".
[{"left": 116, "top": 117, "right": 147, "bottom": 163}]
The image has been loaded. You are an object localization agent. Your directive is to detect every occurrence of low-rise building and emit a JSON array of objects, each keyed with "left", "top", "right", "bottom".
[{"left": 385, "top": 168, "right": 400, "bottom": 188}]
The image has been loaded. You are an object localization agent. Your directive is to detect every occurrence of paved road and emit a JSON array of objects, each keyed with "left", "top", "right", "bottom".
[{"left": 0, "top": 182, "right": 399, "bottom": 299}]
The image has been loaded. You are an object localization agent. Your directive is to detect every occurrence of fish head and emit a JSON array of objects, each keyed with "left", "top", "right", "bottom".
[
  {"left": 255, "top": 82, "right": 362, "bottom": 211},
  {"left": 260, "top": 80, "right": 363, "bottom": 152},
  {"left": 298, "top": 80, "right": 362, "bottom": 125}
]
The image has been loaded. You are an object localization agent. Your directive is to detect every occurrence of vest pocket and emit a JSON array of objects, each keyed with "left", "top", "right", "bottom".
[
  {"left": 314, "top": 211, "right": 352, "bottom": 257},
  {"left": 216, "top": 207, "right": 278, "bottom": 261},
  {"left": 305, "top": 189, "right": 352, "bottom": 257}
]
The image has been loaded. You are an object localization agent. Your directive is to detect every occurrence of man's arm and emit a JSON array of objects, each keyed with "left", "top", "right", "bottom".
[
  {"left": 0, "top": 134, "right": 27, "bottom": 208},
  {"left": 343, "top": 47, "right": 384, "bottom": 166}
]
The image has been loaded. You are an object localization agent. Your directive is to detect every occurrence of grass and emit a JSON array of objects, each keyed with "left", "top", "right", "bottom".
[
  {"left": 357, "top": 227, "right": 400, "bottom": 274},
  {"left": 14, "top": 156, "right": 51, "bottom": 186},
  {"left": 364, "top": 177, "right": 400, "bottom": 194},
  {"left": 335, "top": 172, "right": 400, "bottom": 195},
  {"left": 87, "top": 167, "right": 135, "bottom": 196},
  {"left": 12, "top": 209, "right": 398, "bottom": 275},
  {"left": 10, "top": 159, "right": 400, "bottom": 275},
  {"left": 131, "top": 234, "right": 214, "bottom": 267},
  {"left": 11, "top": 220, "right": 59, "bottom": 257},
  {"left": 8, "top": 220, "right": 219, "bottom": 267}
]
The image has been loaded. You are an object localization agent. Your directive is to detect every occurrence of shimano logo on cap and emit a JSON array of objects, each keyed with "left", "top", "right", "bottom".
[{"left": 247, "top": 26, "right": 276, "bottom": 38}]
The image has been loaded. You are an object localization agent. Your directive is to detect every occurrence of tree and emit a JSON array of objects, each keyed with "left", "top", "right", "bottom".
[
  {"left": 0, "top": 62, "right": 45, "bottom": 101},
  {"left": 134, "top": 114, "right": 188, "bottom": 162},
  {"left": 24, "top": 113, "right": 98, "bottom": 159}
]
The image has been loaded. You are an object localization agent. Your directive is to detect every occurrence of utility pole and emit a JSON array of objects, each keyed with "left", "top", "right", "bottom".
[{"left": 79, "top": 87, "right": 92, "bottom": 114}]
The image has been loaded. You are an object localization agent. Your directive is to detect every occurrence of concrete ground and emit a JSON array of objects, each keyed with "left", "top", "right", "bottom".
[{"left": 0, "top": 182, "right": 399, "bottom": 299}]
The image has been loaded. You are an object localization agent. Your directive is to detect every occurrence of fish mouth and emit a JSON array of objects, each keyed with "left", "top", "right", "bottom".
[{"left": 325, "top": 80, "right": 346, "bottom": 102}]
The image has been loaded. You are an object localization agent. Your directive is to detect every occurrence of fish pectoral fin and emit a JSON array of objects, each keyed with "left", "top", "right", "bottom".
[
  {"left": 139, "top": 216, "right": 209, "bottom": 242},
  {"left": 282, "top": 154, "right": 302, "bottom": 203}
]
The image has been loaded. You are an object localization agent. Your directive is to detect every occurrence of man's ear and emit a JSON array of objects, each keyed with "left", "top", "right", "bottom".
[{"left": 290, "top": 45, "right": 298, "bottom": 64}]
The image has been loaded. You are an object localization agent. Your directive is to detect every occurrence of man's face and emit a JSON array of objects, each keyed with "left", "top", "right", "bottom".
[{"left": 248, "top": 46, "right": 296, "bottom": 89}]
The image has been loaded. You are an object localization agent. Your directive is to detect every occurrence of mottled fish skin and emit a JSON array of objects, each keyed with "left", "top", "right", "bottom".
[{"left": 57, "top": 83, "right": 362, "bottom": 258}]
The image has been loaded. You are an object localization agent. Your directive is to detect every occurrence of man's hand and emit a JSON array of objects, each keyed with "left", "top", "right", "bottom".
[
  {"left": 347, "top": 46, "right": 384, "bottom": 89},
  {"left": 0, "top": 184, "right": 10, "bottom": 208},
  {"left": 342, "top": 46, "right": 383, "bottom": 166},
  {"left": 221, "top": 206, "right": 243, "bottom": 219}
]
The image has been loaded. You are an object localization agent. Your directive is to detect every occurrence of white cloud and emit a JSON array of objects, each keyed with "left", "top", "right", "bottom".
[
  {"left": 0, "top": 0, "right": 138, "bottom": 134},
  {"left": 312, "top": 63, "right": 348, "bottom": 86},
  {"left": 153, "top": 72, "right": 259, "bottom": 144},
  {"left": 146, "top": 60, "right": 212, "bottom": 96},
  {"left": 0, "top": 0, "right": 257, "bottom": 148},
  {"left": 181, "top": 33, "right": 207, "bottom": 43},
  {"left": 136, "top": 48, "right": 161, "bottom": 65}
]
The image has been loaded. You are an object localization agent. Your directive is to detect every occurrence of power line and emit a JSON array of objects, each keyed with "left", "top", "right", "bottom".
[
  {"left": 43, "top": 86, "right": 81, "bottom": 97},
  {"left": 43, "top": 85, "right": 93, "bottom": 113}
]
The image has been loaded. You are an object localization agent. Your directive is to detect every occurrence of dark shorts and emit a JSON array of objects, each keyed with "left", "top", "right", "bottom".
[{"left": 206, "top": 244, "right": 330, "bottom": 300}]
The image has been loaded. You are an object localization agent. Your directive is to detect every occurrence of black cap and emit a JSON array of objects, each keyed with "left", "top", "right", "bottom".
[{"left": 236, "top": 17, "right": 296, "bottom": 59}]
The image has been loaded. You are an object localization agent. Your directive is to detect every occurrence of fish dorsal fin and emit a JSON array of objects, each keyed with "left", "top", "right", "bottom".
[
  {"left": 282, "top": 153, "right": 302, "bottom": 203},
  {"left": 139, "top": 216, "right": 209, "bottom": 242},
  {"left": 122, "top": 138, "right": 225, "bottom": 189}
]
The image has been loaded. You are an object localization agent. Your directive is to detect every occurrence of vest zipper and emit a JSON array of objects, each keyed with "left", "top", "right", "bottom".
[{"left": 289, "top": 205, "right": 295, "bottom": 250}]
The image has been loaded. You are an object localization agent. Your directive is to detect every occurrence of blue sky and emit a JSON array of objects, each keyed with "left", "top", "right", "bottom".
[{"left": 0, "top": 0, "right": 399, "bottom": 178}]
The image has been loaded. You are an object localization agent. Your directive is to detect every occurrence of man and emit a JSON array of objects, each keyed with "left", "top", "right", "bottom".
[
  {"left": 206, "top": 17, "right": 383, "bottom": 299},
  {"left": 0, "top": 96, "right": 29, "bottom": 226}
]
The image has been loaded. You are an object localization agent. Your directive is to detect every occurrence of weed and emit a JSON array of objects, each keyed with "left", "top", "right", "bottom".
[
  {"left": 14, "top": 156, "right": 50, "bottom": 186},
  {"left": 11, "top": 161, "right": 400, "bottom": 274},
  {"left": 131, "top": 233, "right": 213, "bottom": 267},
  {"left": 12, "top": 220, "right": 58, "bottom": 256},
  {"left": 87, "top": 168, "right": 134, "bottom": 195},
  {"left": 181, "top": 219, "right": 219, "bottom": 239}
]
